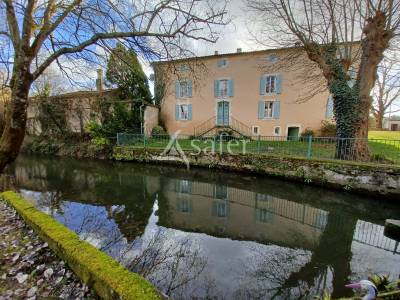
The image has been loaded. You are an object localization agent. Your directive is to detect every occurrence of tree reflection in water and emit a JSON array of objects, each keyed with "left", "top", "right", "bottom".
[
  {"left": 30, "top": 190, "right": 214, "bottom": 299},
  {"left": 235, "top": 245, "right": 312, "bottom": 299},
  {"left": 126, "top": 231, "right": 208, "bottom": 298},
  {"left": 11, "top": 156, "right": 400, "bottom": 300}
]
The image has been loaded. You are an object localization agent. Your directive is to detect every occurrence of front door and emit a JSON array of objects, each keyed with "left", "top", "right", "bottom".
[
  {"left": 287, "top": 127, "right": 300, "bottom": 140},
  {"left": 217, "top": 101, "right": 229, "bottom": 126}
]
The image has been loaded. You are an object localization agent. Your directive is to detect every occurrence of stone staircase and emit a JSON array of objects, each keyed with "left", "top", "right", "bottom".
[{"left": 194, "top": 116, "right": 252, "bottom": 138}]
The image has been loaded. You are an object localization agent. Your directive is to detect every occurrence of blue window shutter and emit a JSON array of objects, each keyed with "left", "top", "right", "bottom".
[
  {"left": 228, "top": 79, "right": 234, "bottom": 97},
  {"left": 175, "top": 105, "right": 180, "bottom": 120},
  {"left": 226, "top": 201, "right": 230, "bottom": 218},
  {"left": 260, "top": 76, "right": 266, "bottom": 95},
  {"left": 188, "top": 104, "right": 192, "bottom": 120},
  {"left": 326, "top": 96, "right": 334, "bottom": 118},
  {"left": 258, "top": 101, "right": 264, "bottom": 119},
  {"left": 223, "top": 102, "right": 229, "bottom": 124},
  {"left": 214, "top": 80, "right": 219, "bottom": 97},
  {"left": 276, "top": 74, "right": 282, "bottom": 94},
  {"left": 217, "top": 102, "right": 223, "bottom": 125},
  {"left": 217, "top": 60, "right": 222, "bottom": 67},
  {"left": 273, "top": 101, "right": 280, "bottom": 119},
  {"left": 175, "top": 80, "right": 180, "bottom": 98},
  {"left": 188, "top": 80, "right": 193, "bottom": 97}
]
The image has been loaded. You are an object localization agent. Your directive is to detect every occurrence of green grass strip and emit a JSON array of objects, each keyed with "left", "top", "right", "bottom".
[{"left": 1, "top": 191, "right": 162, "bottom": 300}]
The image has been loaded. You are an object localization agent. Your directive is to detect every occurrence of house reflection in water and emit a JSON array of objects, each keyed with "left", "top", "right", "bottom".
[
  {"left": 10, "top": 156, "right": 400, "bottom": 300},
  {"left": 160, "top": 179, "right": 329, "bottom": 251}
]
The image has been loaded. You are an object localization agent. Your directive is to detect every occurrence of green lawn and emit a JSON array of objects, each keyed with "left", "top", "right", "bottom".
[
  {"left": 118, "top": 132, "right": 400, "bottom": 164},
  {"left": 369, "top": 130, "right": 400, "bottom": 140}
]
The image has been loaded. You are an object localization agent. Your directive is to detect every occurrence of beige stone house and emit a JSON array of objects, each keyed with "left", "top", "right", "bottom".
[{"left": 155, "top": 47, "right": 341, "bottom": 138}]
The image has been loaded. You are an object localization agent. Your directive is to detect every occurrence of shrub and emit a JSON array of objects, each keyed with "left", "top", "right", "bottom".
[
  {"left": 85, "top": 121, "right": 104, "bottom": 139},
  {"left": 320, "top": 121, "right": 336, "bottom": 137},
  {"left": 301, "top": 128, "right": 315, "bottom": 137},
  {"left": 151, "top": 125, "right": 167, "bottom": 136},
  {"left": 88, "top": 137, "right": 111, "bottom": 153}
]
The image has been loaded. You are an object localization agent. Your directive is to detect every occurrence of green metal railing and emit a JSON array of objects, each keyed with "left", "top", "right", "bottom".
[{"left": 116, "top": 133, "right": 400, "bottom": 165}]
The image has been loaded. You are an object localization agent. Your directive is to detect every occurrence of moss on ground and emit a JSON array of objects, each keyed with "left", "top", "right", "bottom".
[{"left": 1, "top": 191, "right": 162, "bottom": 300}]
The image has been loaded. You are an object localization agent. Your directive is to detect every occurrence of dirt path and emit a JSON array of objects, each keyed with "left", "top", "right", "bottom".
[{"left": 0, "top": 199, "right": 98, "bottom": 300}]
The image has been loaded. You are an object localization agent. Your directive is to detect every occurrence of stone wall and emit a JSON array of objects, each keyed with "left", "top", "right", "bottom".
[
  {"left": 113, "top": 147, "right": 400, "bottom": 199},
  {"left": 143, "top": 105, "right": 159, "bottom": 136},
  {"left": 27, "top": 90, "right": 118, "bottom": 135}
]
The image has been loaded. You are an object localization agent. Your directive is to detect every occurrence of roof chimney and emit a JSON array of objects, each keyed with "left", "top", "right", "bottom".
[
  {"left": 214, "top": 51, "right": 219, "bottom": 55},
  {"left": 237, "top": 48, "right": 242, "bottom": 53},
  {"left": 96, "top": 69, "right": 103, "bottom": 92}
]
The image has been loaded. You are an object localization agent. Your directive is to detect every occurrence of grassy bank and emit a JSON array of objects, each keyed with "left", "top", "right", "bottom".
[{"left": 117, "top": 132, "right": 400, "bottom": 165}]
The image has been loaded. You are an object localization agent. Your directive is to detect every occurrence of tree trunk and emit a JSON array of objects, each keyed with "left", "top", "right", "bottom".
[
  {"left": 375, "top": 112, "right": 383, "bottom": 129},
  {"left": 0, "top": 68, "right": 32, "bottom": 173},
  {"left": 354, "top": 11, "right": 393, "bottom": 161}
]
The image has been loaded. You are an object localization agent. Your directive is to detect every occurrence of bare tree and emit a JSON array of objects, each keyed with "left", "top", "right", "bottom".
[
  {"left": 247, "top": 0, "right": 400, "bottom": 160},
  {"left": 0, "top": 0, "right": 228, "bottom": 172},
  {"left": 372, "top": 55, "right": 400, "bottom": 129}
]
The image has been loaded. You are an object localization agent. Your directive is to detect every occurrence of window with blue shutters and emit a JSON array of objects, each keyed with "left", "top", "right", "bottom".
[
  {"left": 260, "top": 74, "right": 282, "bottom": 95},
  {"left": 258, "top": 101, "right": 280, "bottom": 120},
  {"left": 175, "top": 80, "right": 192, "bottom": 98},
  {"left": 215, "top": 79, "right": 233, "bottom": 98},
  {"left": 267, "top": 54, "right": 279, "bottom": 64},
  {"left": 175, "top": 180, "right": 192, "bottom": 193},
  {"left": 217, "top": 58, "right": 228, "bottom": 68},
  {"left": 212, "top": 200, "right": 230, "bottom": 218},
  {"left": 175, "top": 104, "right": 192, "bottom": 121}
]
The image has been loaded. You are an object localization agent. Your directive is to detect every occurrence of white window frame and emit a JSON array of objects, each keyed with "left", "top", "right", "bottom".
[
  {"left": 178, "top": 104, "right": 189, "bottom": 121},
  {"left": 252, "top": 126, "right": 260, "bottom": 136},
  {"left": 273, "top": 126, "right": 281, "bottom": 136},
  {"left": 263, "top": 101, "right": 275, "bottom": 119},
  {"left": 179, "top": 80, "right": 190, "bottom": 98},
  {"left": 218, "top": 79, "right": 229, "bottom": 98},
  {"left": 264, "top": 74, "right": 277, "bottom": 94}
]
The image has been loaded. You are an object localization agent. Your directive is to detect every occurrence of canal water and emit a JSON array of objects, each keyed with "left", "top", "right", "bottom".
[{"left": 8, "top": 155, "right": 400, "bottom": 299}]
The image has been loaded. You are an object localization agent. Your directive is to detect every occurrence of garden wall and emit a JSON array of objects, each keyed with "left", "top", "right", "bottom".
[{"left": 113, "top": 147, "right": 400, "bottom": 199}]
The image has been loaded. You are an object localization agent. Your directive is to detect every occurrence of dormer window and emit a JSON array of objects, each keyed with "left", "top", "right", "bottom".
[{"left": 217, "top": 59, "right": 228, "bottom": 68}]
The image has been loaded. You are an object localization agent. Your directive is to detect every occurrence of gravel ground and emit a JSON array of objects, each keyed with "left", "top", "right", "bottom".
[{"left": 0, "top": 199, "right": 98, "bottom": 300}]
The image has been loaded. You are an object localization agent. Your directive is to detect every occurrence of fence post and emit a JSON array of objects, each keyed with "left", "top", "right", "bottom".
[
  {"left": 257, "top": 135, "right": 261, "bottom": 153},
  {"left": 219, "top": 133, "right": 223, "bottom": 153},
  {"left": 116, "top": 133, "right": 120, "bottom": 146},
  {"left": 307, "top": 135, "right": 312, "bottom": 159}
]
